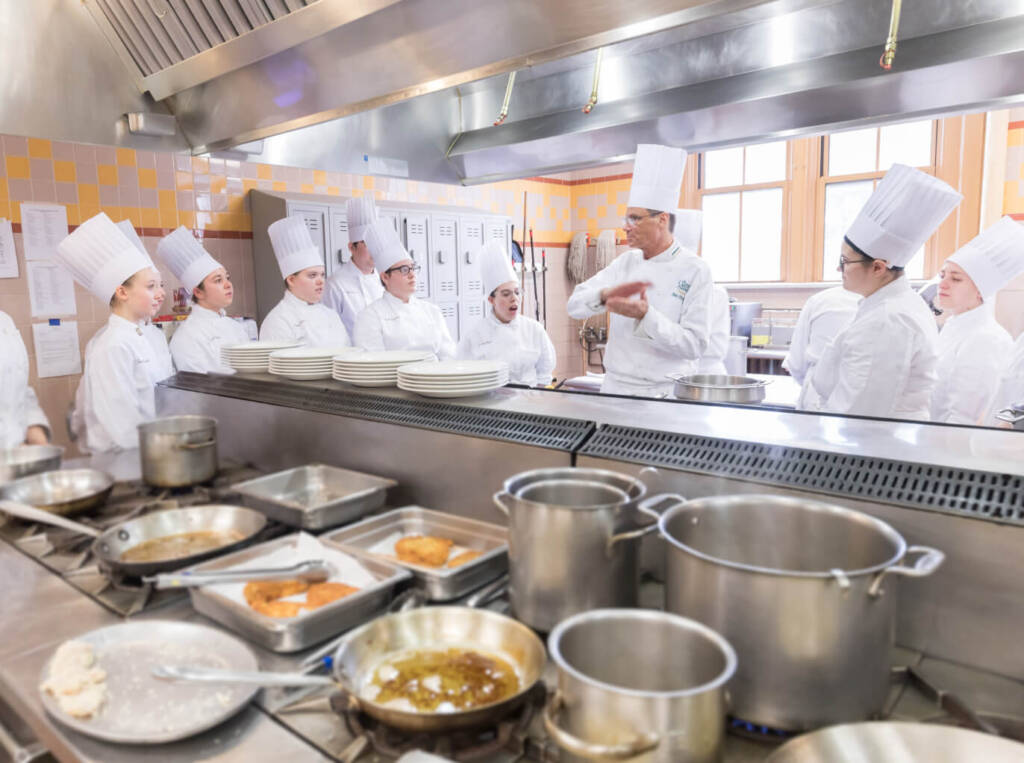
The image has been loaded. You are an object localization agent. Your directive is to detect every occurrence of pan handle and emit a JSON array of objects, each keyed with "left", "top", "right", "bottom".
[
  {"left": 867, "top": 545, "right": 945, "bottom": 598},
  {"left": 0, "top": 499, "right": 100, "bottom": 537},
  {"left": 493, "top": 491, "right": 512, "bottom": 516},
  {"left": 174, "top": 439, "right": 216, "bottom": 451},
  {"left": 543, "top": 689, "right": 659, "bottom": 759},
  {"left": 152, "top": 665, "right": 335, "bottom": 688},
  {"left": 607, "top": 493, "right": 685, "bottom": 551}
]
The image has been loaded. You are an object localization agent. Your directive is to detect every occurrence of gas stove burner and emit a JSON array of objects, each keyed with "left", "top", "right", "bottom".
[
  {"left": 727, "top": 716, "right": 796, "bottom": 744},
  {"left": 331, "top": 682, "right": 548, "bottom": 761}
]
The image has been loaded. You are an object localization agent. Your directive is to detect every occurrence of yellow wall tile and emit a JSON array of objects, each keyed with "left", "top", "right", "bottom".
[
  {"left": 78, "top": 184, "right": 99, "bottom": 205},
  {"left": 54, "top": 160, "right": 76, "bottom": 183},
  {"left": 158, "top": 189, "right": 176, "bottom": 210},
  {"left": 175, "top": 171, "right": 193, "bottom": 190},
  {"left": 116, "top": 148, "right": 136, "bottom": 166},
  {"left": 8, "top": 202, "right": 20, "bottom": 224},
  {"left": 211, "top": 176, "right": 227, "bottom": 194},
  {"left": 64, "top": 204, "right": 80, "bottom": 225},
  {"left": 313, "top": 170, "right": 327, "bottom": 185},
  {"left": 6, "top": 156, "right": 30, "bottom": 179},
  {"left": 351, "top": 188, "right": 363, "bottom": 198},
  {"left": 227, "top": 195, "right": 245, "bottom": 214},
  {"left": 0, "top": 181, "right": 7, "bottom": 200},
  {"left": 299, "top": 184, "right": 312, "bottom": 194},
  {"left": 28, "top": 138, "right": 52, "bottom": 159},
  {"left": 597, "top": 206, "right": 606, "bottom": 217},
  {"left": 177, "top": 210, "right": 195, "bottom": 229},
  {"left": 363, "top": 176, "right": 373, "bottom": 190},
  {"left": 141, "top": 208, "right": 161, "bottom": 228},
  {"left": 257, "top": 164, "right": 272, "bottom": 180},
  {"left": 272, "top": 181, "right": 287, "bottom": 191},
  {"left": 0, "top": 201, "right": 9, "bottom": 220},
  {"left": 138, "top": 168, "right": 157, "bottom": 188},
  {"left": 326, "top": 186, "right": 340, "bottom": 196},
  {"left": 79, "top": 204, "right": 100, "bottom": 223},
  {"left": 160, "top": 208, "right": 178, "bottom": 228},
  {"left": 1008, "top": 129, "right": 1024, "bottom": 148},
  {"left": 100, "top": 204, "right": 120, "bottom": 220},
  {"left": 97, "top": 164, "right": 118, "bottom": 185},
  {"left": 124, "top": 207, "right": 141, "bottom": 226},
  {"left": 242, "top": 179, "right": 258, "bottom": 192},
  {"left": 191, "top": 156, "right": 209, "bottom": 174}
]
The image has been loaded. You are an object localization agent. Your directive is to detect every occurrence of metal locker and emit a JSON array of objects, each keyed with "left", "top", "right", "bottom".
[
  {"left": 457, "top": 216, "right": 485, "bottom": 297},
  {"left": 459, "top": 298, "right": 486, "bottom": 335},
  {"left": 402, "top": 212, "right": 430, "bottom": 299},
  {"left": 327, "top": 208, "right": 349, "bottom": 271},
  {"left": 430, "top": 215, "right": 459, "bottom": 302},
  {"left": 285, "top": 203, "right": 328, "bottom": 269},
  {"left": 439, "top": 302, "right": 459, "bottom": 342},
  {"left": 380, "top": 209, "right": 401, "bottom": 233},
  {"left": 485, "top": 218, "right": 510, "bottom": 257}
]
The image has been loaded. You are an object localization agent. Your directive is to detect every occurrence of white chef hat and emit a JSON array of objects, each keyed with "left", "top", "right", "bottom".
[
  {"left": 627, "top": 144, "right": 687, "bottom": 212},
  {"left": 674, "top": 209, "right": 703, "bottom": 253},
  {"left": 481, "top": 241, "right": 518, "bottom": 296},
  {"left": 114, "top": 219, "right": 152, "bottom": 264},
  {"left": 364, "top": 219, "right": 410, "bottom": 273},
  {"left": 157, "top": 226, "right": 223, "bottom": 292},
  {"left": 346, "top": 197, "right": 378, "bottom": 245},
  {"left": 268, "top": 216, "right": 322, "bottom": 278},
  {"left": 56, "top": 212, "right": 153, "bottom": 302},
  {"left": 946, "top": 217, "right": 1024, "bottom": 300},
  {"left": 845, "top": 164, "right": 962, "bottom": 267}
]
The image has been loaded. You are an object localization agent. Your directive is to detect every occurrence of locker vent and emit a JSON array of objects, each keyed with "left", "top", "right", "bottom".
[
  {"left": 579, "top": 425, "right": 1024, "bottom": 524},
  {"left": 163, "top": 373, "right": 592, "bottom": 451}
]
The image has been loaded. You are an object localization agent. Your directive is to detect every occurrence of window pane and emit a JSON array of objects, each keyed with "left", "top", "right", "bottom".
[
  {"left": 879, "top": 120, "right": 933, "bottom": 170},
  {"left": 701, "top": 192, "right": 740, "bottom": 281},
  {"left": 828, "top": 128, "right": 877, "bottom": 176},
  {"left": 704, "top": 147, "right": 744, "bottom": 189},
  {"left": 740, "top": 188, "right": 783, "bottom": 281},
  {"left": 744, "top": 141, "right": 786, "bottom": 184},
  {"left": 822, "top": 179, "right": 875, "bottom": 280}
]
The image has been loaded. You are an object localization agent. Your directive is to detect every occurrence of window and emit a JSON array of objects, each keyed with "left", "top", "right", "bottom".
[{"left": 699, "top": 141, "right": 787, "bottom": 282}]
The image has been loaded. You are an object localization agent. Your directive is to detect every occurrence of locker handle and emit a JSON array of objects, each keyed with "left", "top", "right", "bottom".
[
  {"left": 409, "top": 249, "right": 416, "bottom": 261},
  {"left": 465, "top": 250, "right": 472, "bottom": 264},
  {"left": 438, "top": 250, "right": 446, "bottom": 265}
]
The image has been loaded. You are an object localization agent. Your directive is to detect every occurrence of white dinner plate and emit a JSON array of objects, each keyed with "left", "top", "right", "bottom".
[
  {"left": 269, "top": 346, "right": 356, "bottom": 360},
  {"left": 334, "top": 350, "right": 433, "bottom": 365},
  {"left": 400, "top": 384, "right": 505, "bottom": 398},
  {"left": 397, "top": 371, "right": 505, "bottom": 384},
  {"left": 396, "top": 359, "right": 508, "bottom": 377},
  {"left": 269, "top": 369, "right": 333, "bottom": 380},
  {"left": 398, "top": 379, "right": 508, "bottom": 392}
]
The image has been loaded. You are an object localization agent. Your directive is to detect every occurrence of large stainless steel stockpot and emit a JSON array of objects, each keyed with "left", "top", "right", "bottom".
[
  {"left": 545, "top": 609, "right": 736, "bottom": 763},
  {"left": 660, "top": 495, "right": 945, "bottom": 730},
  {"left": 138, "top": 416, "right": 218, "bottom": 487},
  {"left": 494, "top": 467, "right": 682, "bottom": 632}
]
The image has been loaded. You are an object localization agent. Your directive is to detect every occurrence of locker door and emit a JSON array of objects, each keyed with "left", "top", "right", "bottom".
[
  {"left": 286, "top": 204, "right": 328, "bottom": 269},
  {"left": 430, "top": 215, "right": 459, "bottom": 302},
  {"left": 459, "top": 299, "right": 486, "bottom": 335},
  {"left": 439, "top": 302, "right": 460, "bottom": 342},
  {"left": 380, "top": 209, "right": 401, "bottom": 233},
  {"left": 485, "top": 218, "right": 510, "bottom": 256},
  {"left": 328, "top": 208, "right": 349, "bottom": 271},
  {"left": 402, "top": 212, "right": 430, "bottom": 299},
  {"left": 457, "top": 216, "right": 485, "bottom": 298}
]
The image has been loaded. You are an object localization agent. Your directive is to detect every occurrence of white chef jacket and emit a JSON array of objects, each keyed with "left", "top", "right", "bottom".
[
  {"left": 0, "top": 311, "right": 50, "bottom": 448},
  {"left": 785, "top": 287, "right": 860, "bottom": 411},
  {"left": 260, "top": 290, "right": 351, "bottom": 347},
  {"left": 456, "top": 309, "right": 556, "bottom": 386},
  {"left": 930, "top": 303, "right": 1013, "bottom": 424},
  {"left": 322, "top": 261, "right": 384, "bottom": 337},
  {"left": 144, "top": 323, "right": 175, "bottom": 381},
  {"left": 567, "top": 240, "right": 714, "bottom": 396},
  {"left": 79, "top": 314, "right": 161, "bottom": 453},
  {"left": 809, "top": 277, "right": 938, "bottom": 420},
  {"left": 696, "top": 285, "right": 730, "bottom": 375},
  {"left": 169, "top": 304, "right": 251, "bottom": 374},
  {"left": 986, "top": 332, "right": 1024, "bottom": 425},
  {"left": 353, "top": 292, "right": 456, "bottom": 360}
]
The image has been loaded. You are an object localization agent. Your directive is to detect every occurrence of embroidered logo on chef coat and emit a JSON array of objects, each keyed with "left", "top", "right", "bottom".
[{"left": 672, "top": 280, "right": 691, "bottom": 304}]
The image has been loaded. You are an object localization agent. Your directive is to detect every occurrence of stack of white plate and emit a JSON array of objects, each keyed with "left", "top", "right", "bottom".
[
  {"left": 332, "top": 350, "right": 435, "bottom": 387},
  {"left": 397, "top": 359, "right": 510, "bottom": 398},
  {"left": 220, "top": 341, "right": 300, "bottom": 373},
  {"left": 268, "top": 346, "right": 360, "bottom": 380}
]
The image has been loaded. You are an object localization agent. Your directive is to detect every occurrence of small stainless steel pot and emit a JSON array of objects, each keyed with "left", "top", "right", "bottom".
[
  {"left": 545, "top": 609, "right": 736, "bottom": 762},
  {"left": 0, "top": 445, "right": 63, "bottom": 484},
  {"left": 996, "top": 402, "right": 1024, "bottom": 430},
  {"left": 667, "top": 373, "right": 769, "bottom": 404},
  {"left": 660, "top": 494, "right": 945, "bottom": 730},
  {"left": 138, "top": 416, "right": 218, "bottom": 488},
  {"left": 494, "top": 467, "right": 684, "bottom": 633}
]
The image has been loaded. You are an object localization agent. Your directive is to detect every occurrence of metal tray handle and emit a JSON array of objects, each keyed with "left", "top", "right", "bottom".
[
  {"left": 868, "top": 545, "right": 945, "bottom": 597},
  {"left": 543, "top": 690, "right": 659, "bottom": 760}
]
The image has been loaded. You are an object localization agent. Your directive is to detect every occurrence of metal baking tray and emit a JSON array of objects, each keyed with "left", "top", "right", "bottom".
[
  {"left": 320, "top": 506, "right": 508, "bottom": 601},
  {"left": 183, "top": 534, "right": 411, "bottom": 653},
  {"left": 230, "top": 464, "right": 397, "bottom": 530}
]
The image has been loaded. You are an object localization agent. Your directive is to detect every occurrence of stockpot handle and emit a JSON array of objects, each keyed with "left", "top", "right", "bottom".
[
  {"left": 174, "top": 438, "right": 216, "bottom": 451},
  {"left": 493, "top": 490, "right": 512, "bottom": 516},
  {"left": 607, "top": 493, "right": 686, "bottom": 551},
  {"left": 868, "top": 545, "right": 945, "bottom": 598},
  {"left": 543, "top": 690, "right": 659, "bottom": 760}
]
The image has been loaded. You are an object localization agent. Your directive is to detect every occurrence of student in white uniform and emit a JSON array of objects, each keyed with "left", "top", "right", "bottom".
[
  {"left": 567, "top": 145, "right": 714, "bottom": 397},
  {"left": 806, "top": 164, "right": 962, "bottom": 420},
  {"left": 456, "top": 241, "right": 556, "bottom": 386},
  {"left": 158, "top": 226, "right": 250, "bottom": 373},
  {"left": 116, "top": 220, "right": 175, "bottom": 381},
  {"left": 56, "top": 213, "right": 161, "bottom": 453},
  {"left": 0, "top": 311, "right": 51, "bottom": 447},
  {"left": 929, "top": 217, "right": 1024, "bottom": 424},
  {"left": 260, "top": 216, "right": 350, "bottom": 347},
  {"left": 353, "top": 219, "right": 456, "bottom": 359},
  {"left": 322, "top": 197, "right": 385, "bottom": 336},
  {"left": 784, "top": 286, "right": 860, "bottom": 410}
]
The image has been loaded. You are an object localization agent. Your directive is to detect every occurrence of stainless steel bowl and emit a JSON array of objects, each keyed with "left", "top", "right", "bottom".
[
  {"left": 0, "top": 468, "right": 113, "bottom": 516},
  {"left": 0, "top": 445, "right": 63, "bottom": 484},
  {"left": 667, "top": 373, "right": 769, "bottom": 404}
]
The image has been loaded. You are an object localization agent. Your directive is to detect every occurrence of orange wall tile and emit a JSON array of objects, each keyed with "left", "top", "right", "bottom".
[
  {"left": 27, "top": 138, "right": 51, "bottom": 158},
  {"left": 6, "top": 155, "right": 29, "bottom": 179}
]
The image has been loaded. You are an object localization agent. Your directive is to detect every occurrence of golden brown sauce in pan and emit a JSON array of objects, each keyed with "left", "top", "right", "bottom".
[
  {"left": 370, "top": 648, "right": 519, "bottom": 711},
  {"left": 120, "top": 530, "right": 244, "bottom": 563}
]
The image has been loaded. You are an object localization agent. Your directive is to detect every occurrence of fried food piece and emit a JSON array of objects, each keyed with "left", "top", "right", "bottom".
[
  {"left": 395, "top": 535, "right": 454, "bottom": 567},
  {"left": 243, "top": 579, "right": 309, "bottom": 605},
  {"left": 250, "top": 598, "right": 305, "bottom": 618},
  {"left": 305, "top": 582, "right": 360, "bottom": 610},
  {"left": 447, "top": 550, "right": 483, "bottom": 569}
]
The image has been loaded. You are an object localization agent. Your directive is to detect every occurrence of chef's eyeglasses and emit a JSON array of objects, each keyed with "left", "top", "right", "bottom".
[
  {"left": 838, "top": 255, "right": 872, "bottom": 270},
  {"left": 623, "top": 212, "right": 660, "bottom": 227},
  {"left": 385, "top": 264, "right": 421, "bottom": 276}
]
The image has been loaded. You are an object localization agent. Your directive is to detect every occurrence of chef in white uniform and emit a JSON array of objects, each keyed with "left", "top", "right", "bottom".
[
  {"left": 457, "top": 241, "right": 556, "bottom": 385},
  {"left": 0, "top": 311, "right": 51, "bottom": 447},
  {"left": 116, "top": 220, "right": 175, "bottom": 381},
  {"left": 567, "top": 145, "right": 714, "bottom": 396},
  {"left": 806, "top": 164, "right": 962, "bottom": 420},
  {"left": 929, "top": 217, "right": 1024, "bottom": 424},
  {"left": 56, "top": 213, "right": 161, "bottom": 452},
  {"left": 158, "top": 226, "right": 250, "bottom": 373},
  {"left": 353, "top": 220, "right": 456, "bottom": 359},
  {"left": 784, "top": 286, "right": 860, "bottom": 410},
  {"left": 322, "top": 197, "right": 385, "bottom": 335},
  {"left": 260, "top": 216, "right": 350, "bottom": 347}
]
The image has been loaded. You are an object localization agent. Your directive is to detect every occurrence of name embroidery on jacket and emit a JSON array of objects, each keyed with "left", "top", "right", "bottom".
[{"left": 672, "top": 279, "right": 691, "bottom": 305}]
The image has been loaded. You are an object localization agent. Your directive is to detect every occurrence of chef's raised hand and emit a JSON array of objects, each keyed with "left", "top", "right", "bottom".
[
  {"left": 605, "top": 289, "right": 649, "bottom": 319},
  {"left": 600, "top": 280, "right": 653, "bottom": 304}
]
